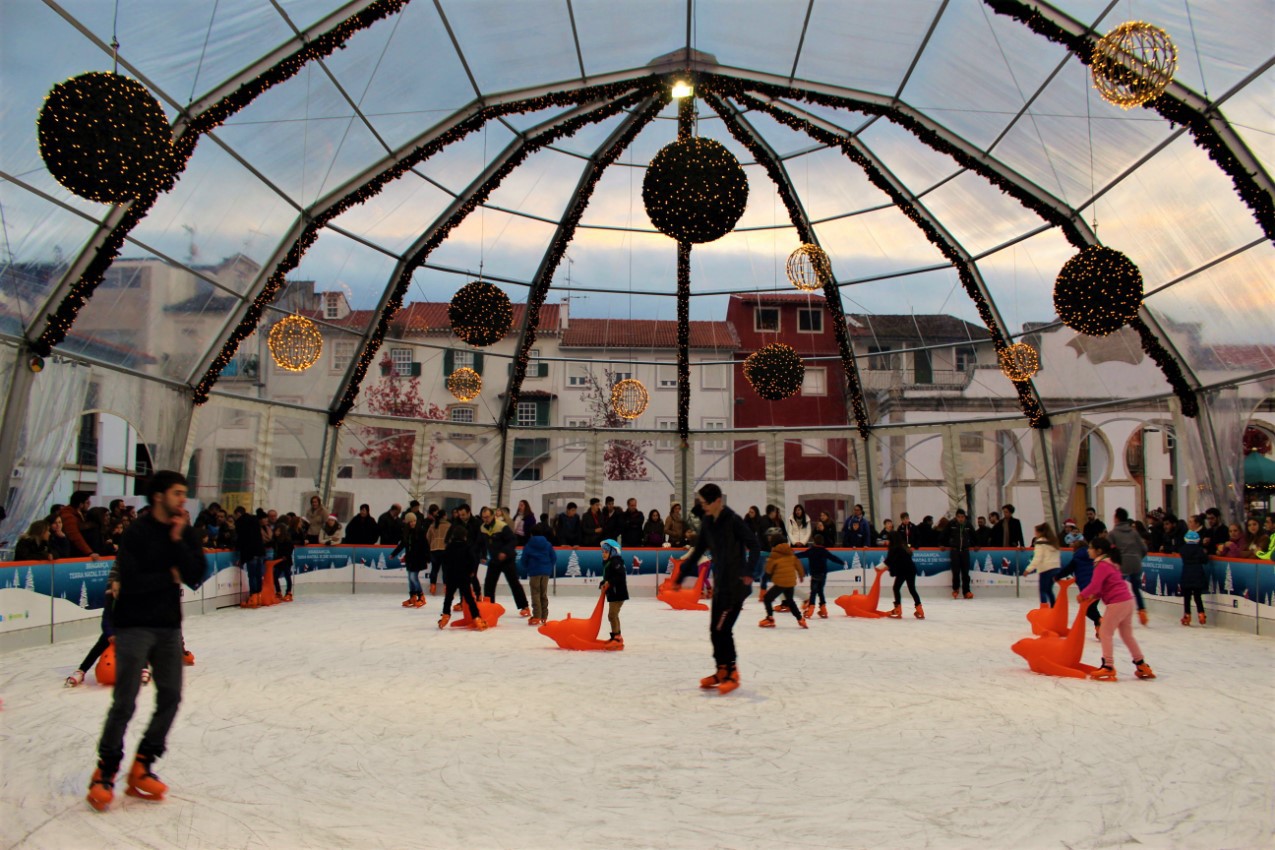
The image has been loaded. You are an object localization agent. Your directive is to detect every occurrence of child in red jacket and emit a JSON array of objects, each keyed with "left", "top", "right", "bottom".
[{"left": 1078, "top": 537, "right": 1155, "bottom": 681}]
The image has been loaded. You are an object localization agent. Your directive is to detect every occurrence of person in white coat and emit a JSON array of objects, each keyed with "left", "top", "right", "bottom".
[
  {"left": 1023, "top": 522, "right": 1062, "bottom": 605},
  {"left": 787, "top": 504, "right": 812, "bottom": 547}
]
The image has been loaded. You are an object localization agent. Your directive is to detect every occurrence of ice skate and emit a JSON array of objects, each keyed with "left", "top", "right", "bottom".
[
  {"left": 963, "top": 592, "right": 974, "bottom": 599},
  {"left": 453, "top": 603, "right": 463, "bottom": 612},
  {"left": 65, "top": 670, "right": 85, "bottom": 688},
  {"left": 914, "top": 605, "right": 925, "bottom": 620},
  {"left": 413, "top": 595, "right": 426, "bottom": 608},
  {"left": 1134, "top": 659, "right": 1156, "bottom": 680},
  {"left": 1198, "top": 612, "right": 1206, "bottom": 625},
  {"left": 758, "top": 616, "right": 776, "bottom": 628},
  {"left": 428, "top": 583, "right": 437, "bottom": 595},
  {"left": 798, "top": 618, "right": 809, "bottom": 629},
  {"left": 603, "top": 634, "right": 624, "bottom": 651},
  {"left": 951, "top": 590, "right": 959, "bottom": 599},
  {"left": 1138, "top": 609, "right": 1148, "bottom": 626},
  {"left": 182, "top": 649, "right": 196, "bottom": 666},
  {"left": 818, "top": 604, "right": 828, "bottom": 619},
  {"left": 802, "top": 601, "right": 815, "bottom": 619},
  {"left": 528, "top": 617, "right": 541, "bottom": 626},
  {"left": 717, "top": 668, "right": 741, "bottom": 694},
  {"left": 86, "top": 766, "right": 115, "bottom": 811},
  {"left": 125, "top": 755, "right": 166, "bottom": 801},
  {"left": 1181, "top": 614, "right": 1191, "bottom": 626},
  {"left": 402, "top": 596, "right": 414, "bottom": 607},
  {"left": 700, "top": 665, "right": 727, "bottom": 688},
  {"left": 519, "top": 608, "right": 530, "bottom": 618},
  {"left": 472, "top": 617, "right": 489, "bottom": 631},
  {"left": 887, "top": 604, "right": 902, "bottom": 619},
  {"left": 1089, "top": 661, "right": 1117, "bottom": 681},
  {"left": 283, "top": 592, "right": 293, "bottom": 602},
  {"left": 775, "top": 603, "right": 790, "bottom": 612},
  {"left": 437, "top": 614, "right": 450, "bottom": 629}
]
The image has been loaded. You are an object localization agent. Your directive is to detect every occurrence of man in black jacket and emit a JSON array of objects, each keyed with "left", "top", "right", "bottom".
[
  {"left": 234, "top": 506, "right": 266, "bottom": 607},
  {"left": 87, "top": 470, "right": 205, "bottom": 812},
  {"left": 999, "top": 504, "right": 1026, "bottom": 548},
  {"left": 947, "top": 509, "right": 976, "bottom": 599},
  {"left": 479, "top": 507, "right": 529, "bottom": 616},
  {"left": 344, "top": 503, "right": 380, "bottom": 545},
  {"left": 377, "top": 504, "right": 403, "bottom": 548},
  {"left": 678, "top": 483, "right": 760, "bottom": 694}
]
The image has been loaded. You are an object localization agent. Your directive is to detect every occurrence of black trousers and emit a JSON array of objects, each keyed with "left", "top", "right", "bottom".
[
  {"left": 78, "top": 605, "right": 114, "bottom": 672},
  {"left": 483, "top": 558, "right": 528, "bottom": 609},
  {"left": 429, "top": 551, "right": 443, "bottom": 585},
  {"left": 950, "top": 549, "right": 971, "bottom": 594},
  {"left": 709, "top": 579, "right": 747, "bottom": 668},
  {"left": 273, "top": 557, "right": 292, "bottom": 595},
  {"left": 1183, "top": 590, "right": 1205, "bottom": 615},
  {"left": 892, "top": 575, "right": 921, "bottom": 606},
  {"left": 806, "top": 576, "right": 827, "bottom": 605},
  {"left": 96, "top": 626, "right": 184, "bottom": 775},
  {"left": 763, "top": 585, "right": 803, "bottom": 620},
  {"left": 443, "top": 579, "right": 481, "bottom": 619}
]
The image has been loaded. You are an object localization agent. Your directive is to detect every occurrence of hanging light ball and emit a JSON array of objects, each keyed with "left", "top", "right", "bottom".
[
  {"left": 744, "top": 343, "right": 805, "bottom": 401},
  {"left": 267, "top": 314, "right": 324, "bottom": 372},
  {"left": 449, "top": 281, "right": 513, "bottom": 347},
  {"left": 37, "top": 72, "right": 177, "bottom": 204},
  {"left": 999, "top": 342, "right": 1041, "bottom": 382},
  {"left": 642, "top": 137, "right": 748, "bottom": 244},
  {"left": 1091, "top": 22, "right": 1178, "bottom": 109},
  {"left": 786, "top": 244, "right": 831, "bottom": 291},
  {"left": 446, "top": 367, "right": 483, "bottom": 402},
  {"left": 610, "top": 378, "right": 650, "bottom": 420},
  {"left": 1054, "top": 245, "right": 1144, "bottom": 337}
]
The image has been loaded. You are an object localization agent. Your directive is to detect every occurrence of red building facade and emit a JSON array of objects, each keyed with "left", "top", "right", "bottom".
[{"left": 726, "top": 294, "right": 850, "bottom": 482}]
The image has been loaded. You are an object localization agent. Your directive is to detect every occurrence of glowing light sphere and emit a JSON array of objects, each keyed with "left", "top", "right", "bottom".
[
  {"left": 449, "top": 281, "right": 513, "bottom": 347},
  {"left": 786, "top": 244, "right": 831, "bottom": 291},
  {"left": 643, "top": 137, "right": 748, "bottom": 244},
  {"left": 1054, "top": 245, "right": 1144, "bottom": 337},
  {"left": 999, "top": 342, "right": 1041, "bottom": 382},
  {"left": 744, "top": 343, "right": 805, "bottom": 401},
  {"left": 610, "top": 378, "right": 650, "bottom": 419},
  {"left": 267, "top": 314, "right": 324, "bottom": 372},
  {"left": 1092, "top": 21, "right": 1177, "bottom": 109},
  {"left": 447, "top": 367, "right": 483, "bottom": 402}
]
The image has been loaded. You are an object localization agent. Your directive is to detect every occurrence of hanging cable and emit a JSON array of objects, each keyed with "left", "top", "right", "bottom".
[
  {"left": 189, "top": 0, "right": 220, "bottom": 104},
  {"left": 110, "top": 0, "right": 120, "bottom": 73},
  {"left": 1085, "top": 82, "right": 1098, "bottom": 236},
  {"left": 1183, "top": 0, "right": 1209, "bottom": 100}
]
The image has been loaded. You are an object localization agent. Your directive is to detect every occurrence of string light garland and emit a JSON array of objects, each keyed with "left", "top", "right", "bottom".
[
  {"left": 999, "top": 342, "right": 1041, "bottom": 381},
  {"left": 1091, "top": 22, "right": 1177, "bottom": 109},
  {"left": 446, "top": 367, "right": 482, "bottom": 402},
  {"left": 189, "top": 78, "right": 658, "bottom": 411},
  {"left": 727, "top": 89, "right": 1048, "bottom": 428},
  {"left": 1054, "top": 246, "right": 1144, "bottom": 337},
  {"left": 701, "top": 89, "right": 871, "bottom": 437},
  {"left": 610, "top": 378, "right": 650, "bottom": 419},
  {"left": 267, "top": 314, "right": 324, "bottom": 372},
  {"left": 642, "top": 137, "right": 748, "bottom": 244},
  {"left": 744, "top": 343, "right": 806, "bottom": 401},
  {"left": 37, "top": 72, "right": 177, "bottom": 204},
  {"left": 676, "top": 241, "right": 691, "bottom": 440},
  {"left": 983, "top": 0, "right": 1272, "bottom": 243},
  {"left": 786, "top": 244, "right": 831, "bottom": 291},
  {"left": 34, "top": 0, "right": 413, "bottom": 358},
  {"left": 449, "top": 281, "right": 513, "bottom": 346}
]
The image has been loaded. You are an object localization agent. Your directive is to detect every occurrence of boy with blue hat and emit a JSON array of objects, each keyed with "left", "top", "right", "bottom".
[{"left": 600, "top": 539, "right": 629, "bottom": 650}]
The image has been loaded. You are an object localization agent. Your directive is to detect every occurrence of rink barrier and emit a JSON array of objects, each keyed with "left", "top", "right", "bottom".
[{"left": 2, "top": 546, "right": 1270, "bottom": 649}]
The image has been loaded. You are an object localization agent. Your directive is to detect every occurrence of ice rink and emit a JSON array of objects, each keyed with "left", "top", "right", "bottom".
[{"left": 2, "top": 589, "right": 1272, "bottom": 850}]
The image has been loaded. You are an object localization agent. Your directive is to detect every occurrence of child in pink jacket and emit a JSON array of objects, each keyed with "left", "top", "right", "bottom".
[{"left": 1078, "top": 537, "right": 1155, "bottom": 681}]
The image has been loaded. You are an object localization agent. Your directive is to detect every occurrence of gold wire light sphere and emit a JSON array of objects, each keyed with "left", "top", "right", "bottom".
[
  {"left": 449, "top": 281, "right": 513, "bottom": 347},
  {"left": 446, "top": 367, "right": 482, "bottom": 402},
  {"left": 610, "top": 378, "right": 650, "bottom": 420},
  {"left": 999, "top": 342, "right": 1041, "bottom": 382},
  {"left": 786, "top": 244, "right": 831, "bottom": 292},
  {"left": 1091, "top": 21, "right": 1178, "bottom": 109},
  {"left": 267, "top": 314, "right": 324, "bottom": 372}
]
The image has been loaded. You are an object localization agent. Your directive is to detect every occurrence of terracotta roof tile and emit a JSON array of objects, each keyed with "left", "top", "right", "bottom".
[{"left": 560, "top": 319, "right": 740, "bottom": 349}]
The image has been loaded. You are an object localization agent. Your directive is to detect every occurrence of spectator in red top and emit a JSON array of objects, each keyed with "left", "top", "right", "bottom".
[{"left": 60, "top": 491, "right": 97, "bottom": 557}]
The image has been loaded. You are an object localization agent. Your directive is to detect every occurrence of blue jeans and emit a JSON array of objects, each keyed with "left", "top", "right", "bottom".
[
  {"left": 408, "top": 570, "right": 423, "bottom": 595},
  {"left": 1037, "top": 568, "right": 1060, "bottom": 605},
  {"left": 1126, "top": 571, "right": 1145, "bottom": 611},
  {"left": 245, "top": 556, "right": 264, "bottom": 594}
]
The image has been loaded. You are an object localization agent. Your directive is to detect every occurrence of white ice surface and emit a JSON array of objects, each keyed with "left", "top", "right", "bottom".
[{"left": 1, "top": 591, "right": 1272, "bottom": 850}]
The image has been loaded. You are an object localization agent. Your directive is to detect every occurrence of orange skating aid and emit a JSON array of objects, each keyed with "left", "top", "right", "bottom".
[{"left": 834, "top": 566, "right": 894, "bottom": 618}]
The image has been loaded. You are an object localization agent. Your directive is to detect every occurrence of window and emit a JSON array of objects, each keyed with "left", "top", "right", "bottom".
[
  {"left": 702, "top": 418, "right": 727, "bottom": 452},
  {"left": 955, "top": 347, "right": 976, "bottom": 372},
  {"left": 567, "top": 366, "right": 591, "bottom": 387},
  {"left": 219, "top": 449, "right": 250, "bottom": 492},
  {"left": 77, "top": 412, "right": 98, "bottom": 466},
  {"left": 525, "top": 348, "right": 547, "bottom": 378},
  {"left": 868, "top": 345, "right": 894, "bottom": 370},
  {"left": 444, "top": 466, "right": 478, "bottom": 480},
  {"left": 517, "top": 401, "right": 538, "bottom": 427},
  {"left": 454, "top": 349, "right": 474, "bottom": 370},
  {"left": 801, "top": 438, "right": 826, "bottom": 457},
  {"left": 512, "top": 466, "right": 542, "bottom": 481},
  {"left": 754, "top": 307, "right": 779, "bottom": 332},
  {"left": 914, "top": 349, "right": 933, "bottom": 384},
  {"left": 449, "top": 406, "right": 475, "bottom": 423},
  {"left": 960, "top": 433, "right": 984, "bottom": 453},
  {"left": 802, "top": 367, "right": 827, "bottom": 396},
  {"left": 611, "top": 370, "right": 633, "bottom": 383},
  {"left": 700, "top": 363, "right": 728, "bottom": 390},
  {"left": 336, "top": 465, "right": 354, "bottom": 479},
  {"left": 275, "top": 465, "right": 298, "bottom": 478},
  {"left": 390, "top": 347, "right": 413, "bottom": 377},
  {"left": 656, "top": 417, "right": 677, "bottom": 450},
  {"left": 564, "top": 417, "right": 591, "bottom": 451},
  {"left": 656, "top": 363, "right": 678, "bottom": 388},
  {"left": 324, "top": 293, "right": 340, "bottom": 319},
  {"left": 331, "top": 339, "right": 356, "bottom": 373},
  {"left": 798, "top": 308, "right": 823, "bottom": 333}
]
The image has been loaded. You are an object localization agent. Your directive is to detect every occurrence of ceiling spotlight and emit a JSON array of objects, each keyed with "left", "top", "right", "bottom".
[{"left": 671, "top": 80, "right": 694, "bottom": 99}]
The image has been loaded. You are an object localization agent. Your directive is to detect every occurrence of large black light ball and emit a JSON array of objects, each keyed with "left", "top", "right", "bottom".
[
  {"left": 1054, "top": 246, "right": 1144, "bottom": 337},
  {"left": 642, "top": 137, "right": 748, "bottom": 244},
  {"left": 449, "top": 281, "right": 513, "bottom": 347},
  {"left": 37, "top": 72, "right": 177, "bottom": 204},
  {"left": 744, "top": 343, "right": 805, "bottom": 401}
]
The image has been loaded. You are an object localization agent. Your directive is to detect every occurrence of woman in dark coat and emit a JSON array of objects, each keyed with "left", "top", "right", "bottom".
[
  {"left": 886, "top": 530, "right": 923, "bottom": 619},
  {"left": 391, "top": 514, "right": 431, "bottom": 608},
  {"left": 1179, "top": 528, "right": 1209, "bottom": 626}
]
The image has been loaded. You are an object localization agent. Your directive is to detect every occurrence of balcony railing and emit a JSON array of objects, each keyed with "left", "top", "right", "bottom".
[{"left": 858, "top": 367, "right": 974, "bottom": 391}]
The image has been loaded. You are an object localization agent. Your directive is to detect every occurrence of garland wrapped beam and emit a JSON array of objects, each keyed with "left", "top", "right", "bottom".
[
  {"left": 31, "top": 0, "right": 412, "bottom": 356},
  {"left": 498, "top": 94, "right": 666, "bottom": 433},
  {"left": 332, "top": 83, "right": 662, "bottom": 425},
  {"left": 737, "top": 91, "right": 1050, "bottom": 428},
  {"left": 983, "top": 0, "right": 1274, "bottom": 242},
  {"left": 189, "top": 75, "right": 656, "bottom": 406},
  {"left": 702, "top": 89, "right": 871, "bottom": 438},
  {"left": 675, "top": 95, "right": 694, "bottom": 442}
]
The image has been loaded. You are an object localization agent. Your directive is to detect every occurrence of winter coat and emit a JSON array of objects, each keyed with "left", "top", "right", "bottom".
[
  {"left": 1108, "top": 521, "right": 1147, "bottom": 575},
  {"left": 59, "top": 506, "right": 94, "bottom": 556},
  {"left": 555, "top": 512, "right": 582, "bottom": 546},
  {"left": 621, "top": 509, "right": 644, "bottom": 548},
  {"left": 664, "top": 515, "right": 687, "bottom": 547},
  {"left": 842, "top": 517, "right": 872, "bottom": 548},
  {"left": 795, "top": 545, "right": 845, "bottom": 579},
  {"left": 236, "top": 513, "right": 266, "bottom": 559},
  {"left": 1055, "top": 545, "right": 1095, "bottom": 589},
  {"left": 14, "top": 536, "right": 52, "bottom": 561},
  {"left": 521, "top": 534, "right": 556, "bottom": 577},
  {"left": 786, "top": 517, "right": 811, "bottom": 547},
  {"left": 683, "top": 506, "right": 762, "bottom": 594},
  {"left": 643, "top": 520, "right": 665, "bottom": 547},
  {"left": 1079, "top": 557, "right": 1133, "bottom": 605},
  {"left": 111, "top": 514, "right": 206, "bottom": 629},
  {"left": 305, "top": 506, "right": 328, "bottom": 537},
  {"left": 885, "top": 546, "right": 916, "bottom": 579},
  {"left": 764, "top": 543, "right": 806, "bottom": 588},
  {"left": 481, "top": 518, "right": 516, "bottom": 565},
  {"left": 376, "top": 511, "right": 403, "bottom": 547},
  {"left": 442, "top": 540, "right": 476, "bottom": 584},
  {"left": 319, "top": 521, "right": 343, "bottom": 546},
  {"left": 1179, "top": 541, "right": 1209, "bottom": 591},
  {"left": 427, "top": 518, "right": 450, "bottom": 552},
  {"left": 602, "top": 554, "right": 629, "bottom": 602},
  {"left": 344, "top": 514, "right": 379, "bottom": 545},
  {"left": 1024, "top": 542, "right": 1061, "bottom": 575},
  {"left": 946, "top": 521, "right": 976, "bottom": 552},
  {"left": 392, "top": 522, "right": 430, "bottom": 571},
  {"left": 580, "top": 510, "right": 604, "bottom": 547}
]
